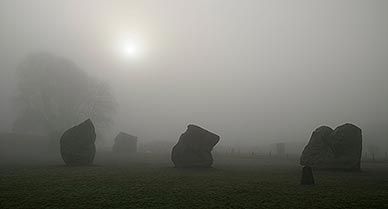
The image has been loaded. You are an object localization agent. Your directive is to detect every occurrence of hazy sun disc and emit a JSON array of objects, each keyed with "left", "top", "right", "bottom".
[
  {"left": 117, "top": 33, "right": 145, "bottom": 60},
  {"left": 122, "top": 42, "right": 138, "bottom": 58}
]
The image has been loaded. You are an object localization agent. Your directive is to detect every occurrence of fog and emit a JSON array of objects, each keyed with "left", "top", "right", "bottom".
[{"left": 1, "top": 0, "right": 388, "bottom": 152}]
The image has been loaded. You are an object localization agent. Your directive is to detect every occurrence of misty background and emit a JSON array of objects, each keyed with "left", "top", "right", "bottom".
[{"left": 1, "top": 0, "right": 387, "bottom": 152}]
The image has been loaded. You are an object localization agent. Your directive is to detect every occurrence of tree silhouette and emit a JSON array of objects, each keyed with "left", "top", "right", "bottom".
[{"left": 12, "top": 53, "right": 117, "bottom": 142}]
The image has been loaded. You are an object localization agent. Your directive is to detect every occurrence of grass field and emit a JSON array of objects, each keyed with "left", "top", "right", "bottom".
[{"left": 1, "top": 155, "right": 388, "bottom": 209}]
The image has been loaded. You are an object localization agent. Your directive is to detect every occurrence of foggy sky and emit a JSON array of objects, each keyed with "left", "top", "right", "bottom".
[{"left": 1, "top": 0, "right": 388, "bottom": 148}]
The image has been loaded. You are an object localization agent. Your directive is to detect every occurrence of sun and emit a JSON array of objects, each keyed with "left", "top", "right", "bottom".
[
  {"left": 122, "top": 41, "right": 138, "bottom": 58},
  {"left": 117, "top": 35, "right": 145, "bottom": 60},
  {"left": 115, "top": 31, "right": 146, "bottom": 61}
]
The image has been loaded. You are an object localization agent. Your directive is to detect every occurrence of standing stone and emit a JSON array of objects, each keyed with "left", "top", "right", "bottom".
[
  {"left": 60, "top": 119, "right": 96, "bottom": 166},
  {"left": 112, "top": 132, "right": 138, "bottom": 153},
  {"left": 171, "top": 124, "right": 220, "bottom": 168},
  {"left": 300, "top": 126, "right": 334, "bottom": 168},
  {"left": 328, "top": 123, "right": 362, "bottom": 171},
  {"left": 301, "top": 166, "right": 315, "bottom": 185},
  {"left": 300, "top": 123, "right": 362, "bottom": 171}
]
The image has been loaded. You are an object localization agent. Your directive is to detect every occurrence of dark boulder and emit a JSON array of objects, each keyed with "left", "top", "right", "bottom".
[
  {"left": 300, "top": 126, "right": 334, "bottom": 167},
  {"left": 60, "top": 119, "right": 96, "bottom": 166},
  {"left": 171, "top": 124, "right": 220, "bottom": 168},
  {"left": 300, "top": 123, "right": 362, "bottom": 171},
  {"left": 301, "top": 166, "right": 315, "bottom": 185},
  {"left": 328, "top": 123, "right": 362, "bottom": 170},
  {"left": 112, "top": 132, "right": 137, "bottom": 153}
]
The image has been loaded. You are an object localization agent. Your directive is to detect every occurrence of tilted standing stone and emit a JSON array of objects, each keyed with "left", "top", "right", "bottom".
[
  {"left": 301, "top": 166, "right": 315, "bottom": 185},
  {"left": 300, "top": 126, "right": 334, "bottom": 167},
  {"left": 171, "top": 124, "right": 220, "bottom": 168},
  {"left": 112, "top": 132, "right": 138, "bottom": 153},
  {"left": 300, "top": 123, "right": 362, "bottom": 171},
  {"left": 60, "top": 119, "right": 96, "bottom": 166}
]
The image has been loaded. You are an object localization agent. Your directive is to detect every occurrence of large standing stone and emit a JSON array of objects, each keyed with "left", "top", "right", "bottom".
[
  {"left": 171, "top": 124, "right": 220, "bottom": 168},
  {"left": 60, "top": 119, "right": 96, "bottom": 166},
  {"left": 328, "top": 124, "right": 363, "bottom": 170},
  {"left": 300, "top": 123, "right": 362, "bottom": 171},
  {"left": 300, "top": 126, "right": 334, "bottom": 167},
  {"left": 112, "top": 132, "right": 137, "bottom": 153}
]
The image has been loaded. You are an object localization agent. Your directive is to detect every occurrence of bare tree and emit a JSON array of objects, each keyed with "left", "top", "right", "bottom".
[{"left": 13, "top": 53, "right": 117, "bottom": 143}]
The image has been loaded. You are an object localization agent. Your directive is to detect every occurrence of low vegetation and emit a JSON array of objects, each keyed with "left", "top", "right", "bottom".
[{"left": 1, "top": 157, "right": 387, "bottom": 209}]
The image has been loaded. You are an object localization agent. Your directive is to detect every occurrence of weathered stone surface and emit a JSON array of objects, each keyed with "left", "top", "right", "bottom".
[
  {"left": 300, "top": 123, "right": 362, "bottom": 171},
  {"left": 301, "top": 166, "right": 315, "bottom": 185},
  {"left": 300, "top": 126, "right": 334, "bottom": 167},
  {"left": 328, "top": 123, "right": 362, "bottom": 170},
  {"left": 171, "top": 124, "right": 220, "bottom": 168},
  {"left": 112, "top": 132, "right": 137, "bottom": 153},
  {"left": 60, "top": 119, "right": 96, "bottom": 166}
]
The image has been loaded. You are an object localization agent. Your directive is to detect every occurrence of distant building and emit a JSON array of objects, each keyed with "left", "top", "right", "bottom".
[
  {"left": 269, "top": 141, "right": 306, "bottom": 156},
  {"left": 276, "top": 142, "right": 286, "bottom": 155}
]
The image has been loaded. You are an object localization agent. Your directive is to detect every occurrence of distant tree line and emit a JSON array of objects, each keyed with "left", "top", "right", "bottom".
[{"left": 12, "top": 53, "right": 117, "bottom": 143}]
